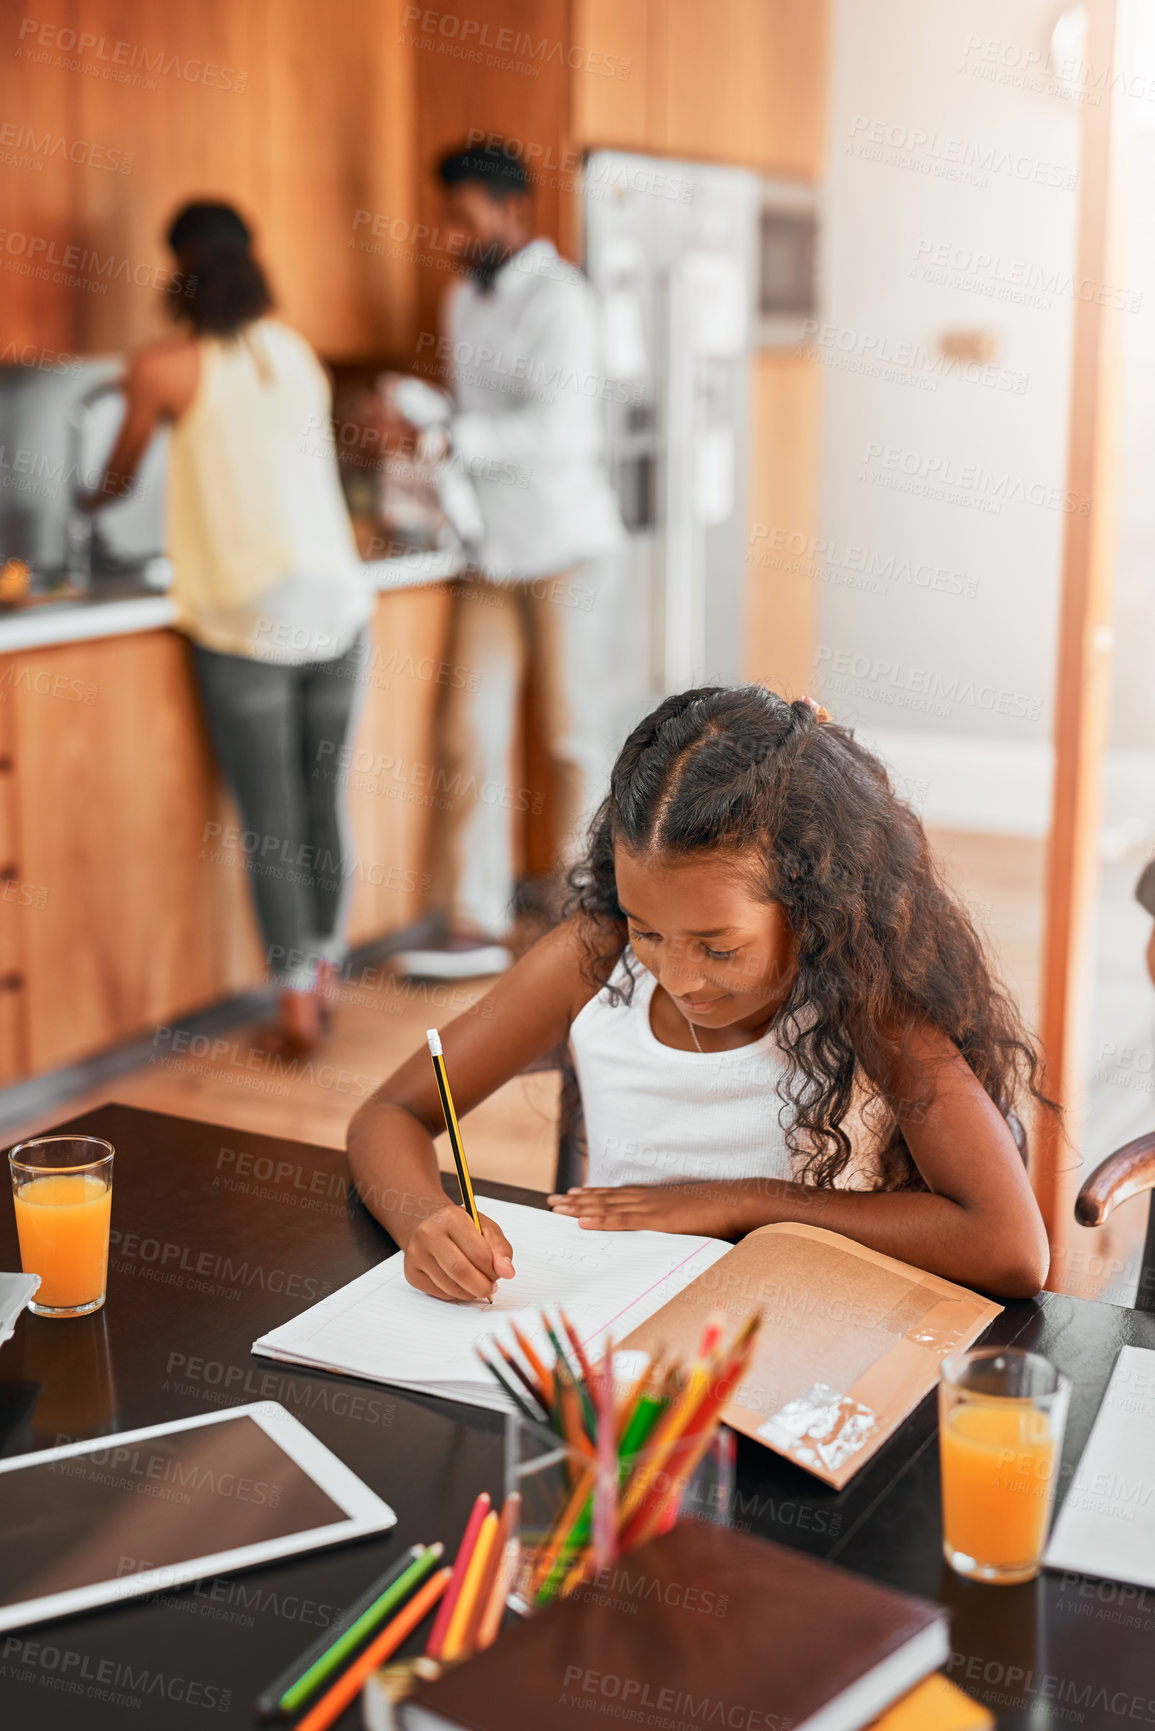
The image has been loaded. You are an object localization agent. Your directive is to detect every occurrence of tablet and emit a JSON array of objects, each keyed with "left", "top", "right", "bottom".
[{"left": 0, "top": 1401, "right": 396, "bottom": 1632}]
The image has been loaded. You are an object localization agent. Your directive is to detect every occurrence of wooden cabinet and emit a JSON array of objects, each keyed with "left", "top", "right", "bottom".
[
  {"left": 0, "top": 588, "right": 449, "bottom": 1082},
  {"left": 744, "top": 353, "right": 822, "bottom": 698},
  {"left": 1, "top": 0, "right": 418, "bottom": 362},
  {"left": 571, "top": 0, "right": 827, "bottom": 175},
  {"left": 8, "top": 630, "right": 256, "bottom": 1075},
  {"left": 344, "top": 585, "right": 452, "bottom": 943},
  {"left": 1, "top": 0, "right": 826, "bottom": 359},
  {"left": 0, "top": 696, "right": 25, "bottom": 1083}
]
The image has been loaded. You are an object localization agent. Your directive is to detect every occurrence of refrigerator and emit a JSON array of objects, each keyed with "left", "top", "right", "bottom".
[{"left": 582, "top": 149, "right": 816, "bottom": 704}]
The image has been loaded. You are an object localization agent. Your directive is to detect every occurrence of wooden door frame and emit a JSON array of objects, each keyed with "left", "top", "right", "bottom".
[{"left": 1036, "top": 0, "right": 1126, "bottom": 1269}]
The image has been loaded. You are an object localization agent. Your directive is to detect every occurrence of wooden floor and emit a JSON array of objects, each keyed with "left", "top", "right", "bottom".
[
  {"left": 3, "top": 977, "right": 562, "bottom": 1195},
  {"left": 927, "top": 828, "right": 1045, "bottom": 1029},
  {"left": 4, "top": 826, "right": 1151, "bottom": 1304}
]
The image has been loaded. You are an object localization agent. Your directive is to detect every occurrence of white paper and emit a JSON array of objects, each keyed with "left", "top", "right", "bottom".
[
  {"left": 0, "top": 1273, "right": 39, "bottom": 1348},
  {"left": 253, "top": 1199, "right": 729, "bottom": 1413},
  {"left": 1045, "top": 1345, "right": 1155, "bottom": 1588}
]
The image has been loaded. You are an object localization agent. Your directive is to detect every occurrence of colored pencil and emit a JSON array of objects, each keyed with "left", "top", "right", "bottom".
[
  {"left": 618, "top": 1365, "right": 670, "bottom": 1463},
  {"left": 461, "top": 1505, "right": 507, "bottom": 1652},
  {"left": 559, "top": 1308, "right": 597, "bottom": 1387},
  {"left": 426, "top": 1028, "right": 481, "bottom": 1232},
  {"left": 293, "top": 1566, "right": 452, "bottom": 1731},
  {"left": 548, "top": 1317, "right": 598, "bottom": 1436},
  {"left": 620, "top": 1318, "right": 761, "bottom": 1551},
  {"left": 544, "top": 1317, "right": 578, "bottom": 1381},
  {"left": 441, "top": 1508, "right": 498, "bottom": 1661},
  {"left": 474, "top": 1492, "right": 521, "bottom": 1651},
  {"left": 277, "top": 1543, "right": 443, "bottom": 1715},
  {"left": 510, "top": 1323, "right": 555, "bottom": 1407},
  {"left": 425, "top": 1490, "right": 491, "bottom": 1660},
  {"left": 593, "top": 1336, "right": 617, "bottom": 1571},
  {"left": 617, "top": 1364, "right": 712, "bottom": 1529},
  {"left": 557, "top": 1360, "right": 596, "bottom": 1458},
  {"left": 612, "top": 1365, "right": 653, "bottom": 1448},
  {"left": 695, "top": 1307, "right": 728, "bottom": 1364},
  {"left": 255, "top": 1544, "right": 424, "bottom": 1718},
  {"left": 476, "top": 1347, "right": 541, "bottom": 1421},
  {"left": 535, "top": 1474, "right": 598, "bottom": 1604},
  {"left": 496, "top": 1311, "right": 760, "bottom": 1609},
  {"left": 534, "top": 1378, "right": 670, "bottom": 1605},
  {"left": 496, "top": 1340, "right": 551, "bottom": 1416}
]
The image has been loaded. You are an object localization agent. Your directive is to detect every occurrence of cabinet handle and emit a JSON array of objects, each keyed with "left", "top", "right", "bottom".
[
  {"left": 0, "top": 972, "right": 22, "bottom": 992},
  {"left": 0, "top": 865, "right": 16, "bottom": 883},
  {"left": 0, "top": 755, "right": 13, "bottom": 774}
]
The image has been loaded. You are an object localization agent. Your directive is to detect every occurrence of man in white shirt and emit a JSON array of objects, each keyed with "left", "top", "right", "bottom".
[{"left": 395, "top": 144, "right": 627, "bottom": 979}]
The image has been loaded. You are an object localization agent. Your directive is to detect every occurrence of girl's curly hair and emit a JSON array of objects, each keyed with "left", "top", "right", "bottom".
[{"left": 565, "top": 684, "right": 1053, "bottom": 1192}]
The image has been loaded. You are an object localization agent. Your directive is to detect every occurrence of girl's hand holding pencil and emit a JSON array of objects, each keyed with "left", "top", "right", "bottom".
[
  {"left": 404, "top": 1201, "right": 515, "bottom": 1304},
  {"left": 409, "top": 1029, "right": 517, "bottom": 1304}
]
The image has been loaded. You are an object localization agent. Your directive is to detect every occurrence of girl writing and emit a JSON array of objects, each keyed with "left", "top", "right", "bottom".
[{"left": 348, "top": 686, "right": 1051, "bottom": 1301}]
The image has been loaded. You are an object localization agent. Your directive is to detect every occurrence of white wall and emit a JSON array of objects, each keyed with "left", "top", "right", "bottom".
[{"left": 815, "top": 0, "right": 1083, "bottom": 832}]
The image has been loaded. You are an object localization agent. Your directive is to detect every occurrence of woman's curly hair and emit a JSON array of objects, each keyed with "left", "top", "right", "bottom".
[{"left": 565, "top": 684, "right": 1053, "bottom": 1192}]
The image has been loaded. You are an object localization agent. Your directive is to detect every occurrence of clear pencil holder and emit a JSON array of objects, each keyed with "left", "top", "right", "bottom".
[{"left": 504, "top": 1410, "right": 734, "bottom": 1616}]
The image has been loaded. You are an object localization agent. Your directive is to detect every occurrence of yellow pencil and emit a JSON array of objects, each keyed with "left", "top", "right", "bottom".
[
  {"left": 440, "top": 1508, "right": 498, "bottom": 1661},
  {"left": 474, "top": 1493, "right": 521, "bottom": 1652},
  {"left": 427, "top": 1027, "right": 481, "bottom": 1232}
]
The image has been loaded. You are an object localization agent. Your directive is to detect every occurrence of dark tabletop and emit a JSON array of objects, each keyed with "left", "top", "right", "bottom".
[{"left": 1, "top": 1104, "right": 1152, "bottom": 1731}]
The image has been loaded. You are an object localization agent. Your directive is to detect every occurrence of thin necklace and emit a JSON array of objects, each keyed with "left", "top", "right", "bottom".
[
  {"left": 683, "top": 1013, "right": 705, "bottom": 1054},
  {"left": 682, "top": 1008, "right": 778, "bottom": 1052}
]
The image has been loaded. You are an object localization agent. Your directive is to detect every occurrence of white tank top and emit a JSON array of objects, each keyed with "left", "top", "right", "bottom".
[
  {"left": 166, "top": 319, "right": 372, "bottom": 663},
  {"left": 569, "top": 951, "right": 796, "bottom": 1189}
]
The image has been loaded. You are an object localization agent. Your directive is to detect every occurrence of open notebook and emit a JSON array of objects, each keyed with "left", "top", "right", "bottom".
[{"left": 252, "top": 1198, "right": 730, "bottom": 1411}]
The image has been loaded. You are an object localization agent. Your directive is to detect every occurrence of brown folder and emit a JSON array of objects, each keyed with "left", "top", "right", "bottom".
[
  {"left": 618, "top": 1223, "right": 1002, "bottom": 1488},
  {"left": 400, "top": 1521, "right": 949, "bottom": 1731}
]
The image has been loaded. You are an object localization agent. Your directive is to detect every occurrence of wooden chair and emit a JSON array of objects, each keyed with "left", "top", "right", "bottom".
[
  {"left": 1076, "top": 1132, "right": 1155, "bottom": 1312},
  {"left": 554, "top": 1051, "right": 587, "bottom": 1193},
  {"left": 520, "top": 1045, "right": 587, "bottom": 1195}
]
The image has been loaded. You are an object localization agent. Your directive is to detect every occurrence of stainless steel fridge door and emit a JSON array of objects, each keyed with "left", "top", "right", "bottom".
[{"left": 582, "top": 150, "right": 760, "bottom": 702}]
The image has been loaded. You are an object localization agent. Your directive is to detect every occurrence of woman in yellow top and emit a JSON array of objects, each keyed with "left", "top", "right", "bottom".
[{"left": 86, "top": 202, "right": 373, "bottom": 1050}]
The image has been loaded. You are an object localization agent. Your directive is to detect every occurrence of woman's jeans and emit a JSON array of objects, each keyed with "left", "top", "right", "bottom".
[{"left": 192, "top": 631, "right": 368, "bottom": 990}]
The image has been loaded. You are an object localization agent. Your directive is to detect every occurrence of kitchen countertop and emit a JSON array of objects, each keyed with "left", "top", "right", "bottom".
[{"left": 0, "top": 545, "right": 467, "bottom": 654}]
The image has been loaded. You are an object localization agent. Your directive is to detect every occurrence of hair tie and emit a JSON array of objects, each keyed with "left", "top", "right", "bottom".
[{"left": 802, "top": 695, "right": 832, "bottom": 724}]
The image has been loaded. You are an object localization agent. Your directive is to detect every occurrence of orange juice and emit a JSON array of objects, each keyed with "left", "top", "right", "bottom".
[
  {"left": 940, "top": 1399, "right": 1057, "bottom": 1574},
  {"left": 14, "top": 1173, "right": 112, "bottom": 1312}
]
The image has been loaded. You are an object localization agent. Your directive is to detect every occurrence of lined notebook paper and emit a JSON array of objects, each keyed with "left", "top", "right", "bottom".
[{"left": 252, "top": 1198, "right": 730, "bottom": 1412}]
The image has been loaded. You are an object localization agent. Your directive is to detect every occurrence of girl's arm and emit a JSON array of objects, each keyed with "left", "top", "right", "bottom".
[
  {"left": 550, "top": 1021, "right": 1050, "bottom": 1300},
  {"left": 347, "top": 919, "right": 600, "bottom": 1302}
]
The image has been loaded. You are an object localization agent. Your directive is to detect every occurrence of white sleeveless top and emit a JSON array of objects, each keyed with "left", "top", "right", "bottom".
[
  {"left": 167, "top": 319, "right": 372, "bottom": 663},
  {"left": 569, "top": 952, "right": 796, "bottom": 1189}
]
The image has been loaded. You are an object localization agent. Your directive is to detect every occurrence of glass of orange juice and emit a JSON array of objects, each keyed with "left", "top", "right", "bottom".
[
  {"left": 939, "top": 1346, "right": 1069, "bottom": 1585},
  {"left": 8, "top": 1136, "right": 114, "bottom": 1319}
]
